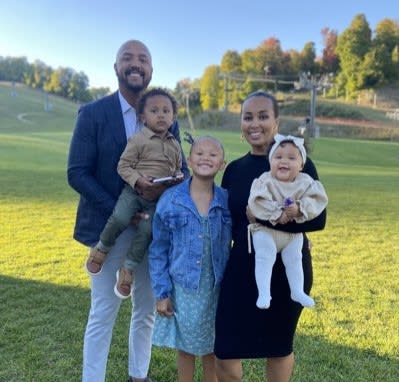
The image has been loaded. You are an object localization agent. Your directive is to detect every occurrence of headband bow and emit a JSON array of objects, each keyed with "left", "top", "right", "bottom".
[{"left": 268, "top": 134, "right": 306, "bottom": 164}]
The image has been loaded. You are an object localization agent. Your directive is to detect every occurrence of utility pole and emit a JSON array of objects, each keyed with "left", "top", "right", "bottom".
[
  {"left": 183, "top": 89, "right": 195, "bottom": 131},
  {"left": 219, "top": 73, "right": 233, "bottom": 111},
  {"left": 223, "top": 73, "right": 228, "bottom": 110},
  {"left": 43, "top": 90, "right": 52, "bottom": 112},
  {"left": 11, "top": 81, "right": 17, "bottom": 97},
  {"left": 310, "top": 82, "right": 318, "bottom": 138},
  {"left": 295, "top": 72, "right": 333, "bottom": 138}
]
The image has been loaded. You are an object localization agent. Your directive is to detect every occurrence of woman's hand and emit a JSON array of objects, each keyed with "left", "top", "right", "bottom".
[
  {"left": 246, "top": 206, "right": 256, "bottom": 223},
  {"left": 277, "top": 211, "right": 290, "bottom": 224},
  {"left": 156, "top": 298, "right": 174, "bottom": 317}
]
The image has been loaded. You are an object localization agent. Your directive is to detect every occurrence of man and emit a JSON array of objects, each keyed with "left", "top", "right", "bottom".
[{"left": 68, "top": 40, "right": 188, "bottom": 382}]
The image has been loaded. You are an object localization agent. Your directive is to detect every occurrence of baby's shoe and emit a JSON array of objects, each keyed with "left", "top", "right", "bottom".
[
  {"left": 85, "top": 247, "right": 107, "bottom": 275},
  {"left": 114, "top": 267, "right": 134, "bottom": 299}
]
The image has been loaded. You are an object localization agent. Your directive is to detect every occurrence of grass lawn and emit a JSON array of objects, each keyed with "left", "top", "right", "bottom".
[{"left": 0, "top": 83, "right": 398, "bottom": 381}]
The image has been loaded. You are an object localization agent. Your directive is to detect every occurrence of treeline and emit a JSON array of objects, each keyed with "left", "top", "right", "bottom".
[
  {"left": 1, "top": 14, "right": 398, "bottom": 108},
  {"left": 0, "top": 57, "right": 110, "bottom": 103},
  {"left": 175, "top": 14, "right": 399, "bottom": 112}
]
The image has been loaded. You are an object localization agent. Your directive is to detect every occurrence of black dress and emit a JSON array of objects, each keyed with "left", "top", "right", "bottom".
[{"left": 214, "top": 152, "right": 326, "bottom": 359}]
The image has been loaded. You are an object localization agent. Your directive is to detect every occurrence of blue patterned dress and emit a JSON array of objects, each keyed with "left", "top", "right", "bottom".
[{"left": 152, "top": 216, "right": 219, "bottom": 355}]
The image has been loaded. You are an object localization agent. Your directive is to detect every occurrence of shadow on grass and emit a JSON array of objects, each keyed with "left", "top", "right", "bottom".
[
  {"left": 1, "top": 275, "right": 398, "bottom": 382},
  {"left": 0, "top": 275, "right": 132, "bottom": 382}
]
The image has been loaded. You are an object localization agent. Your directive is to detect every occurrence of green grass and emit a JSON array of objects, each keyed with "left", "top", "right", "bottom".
[{"left": 1, "top": 83, "right": 398, "bottom": 381}]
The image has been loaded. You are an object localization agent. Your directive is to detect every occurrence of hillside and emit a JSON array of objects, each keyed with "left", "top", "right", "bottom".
[
  {"left": 0, "top": 82, "right": 79, "bottom": 134},
  {"left": 179, "top": 91, "right": 399, "bottom": 141},
  {"left": 1, "top": 82, "right": 398, "bottom": 141}
]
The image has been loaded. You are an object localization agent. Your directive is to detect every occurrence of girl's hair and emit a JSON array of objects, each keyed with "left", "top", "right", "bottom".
[
  {"left": 189, "top": 135, "right": 225, "bottom": 156},
  {"left": 241, "top": 90, "right": 279, "bottom": 118},
  {"left": 137, "top": 87, "right": 178, "bottom": 115}
]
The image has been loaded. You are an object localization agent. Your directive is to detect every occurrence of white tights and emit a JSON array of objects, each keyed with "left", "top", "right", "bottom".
[{"left": 252, "top": 229, "right": 314, "bottom": 309}]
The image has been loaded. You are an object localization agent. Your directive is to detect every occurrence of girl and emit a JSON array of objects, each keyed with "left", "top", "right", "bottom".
[
  {"left": 149, "top": 136, "right": 231, "bottom": 382},
  {"left": 248, "top": 134, "right": 328, "bottom": 309}
]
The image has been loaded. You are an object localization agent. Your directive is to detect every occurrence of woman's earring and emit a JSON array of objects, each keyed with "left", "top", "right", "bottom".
[{"left": 240, "top": 132, "right": 244, "bottom": 140}]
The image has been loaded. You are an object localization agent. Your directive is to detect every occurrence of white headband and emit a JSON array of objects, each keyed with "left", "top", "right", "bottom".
[{"left": 268, "top": 134, "right": 307, "bottom": 164}]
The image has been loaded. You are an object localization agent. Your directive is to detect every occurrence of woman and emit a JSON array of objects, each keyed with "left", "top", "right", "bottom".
[{"left": 214, "top": 91, "right": 327, "bottom": 382}]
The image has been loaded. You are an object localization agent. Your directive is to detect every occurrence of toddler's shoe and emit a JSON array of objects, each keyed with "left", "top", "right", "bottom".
[
  {"left": 114, "top": 267, "right": 133, "bottom": 299},
  {"left": 85, "top": 247, "right": 107, "bottom": 275}
]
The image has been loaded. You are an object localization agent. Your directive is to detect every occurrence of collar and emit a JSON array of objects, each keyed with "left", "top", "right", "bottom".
[
  {"left": 141, "top": 125, "right": 174, "bottom": 139},
  {"left": 118, "top": 91, "right": 134, "bottom": 114}
]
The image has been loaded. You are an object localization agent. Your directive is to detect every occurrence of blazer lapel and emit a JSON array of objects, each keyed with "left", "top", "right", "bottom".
[{"left": 106, "top": 92, "right": 127, "bottom": 148}]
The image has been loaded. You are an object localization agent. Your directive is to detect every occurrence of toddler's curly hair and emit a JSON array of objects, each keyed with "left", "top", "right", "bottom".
[{"left": 137, "top": 87, "right": 178, "bottom": 116}]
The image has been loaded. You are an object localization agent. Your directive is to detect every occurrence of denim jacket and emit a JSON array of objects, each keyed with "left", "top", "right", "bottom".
[{"left": 149, "top": 178, "right": 232, "bottom": 300}]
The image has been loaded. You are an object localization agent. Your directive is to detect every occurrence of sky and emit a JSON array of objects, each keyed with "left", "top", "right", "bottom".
[{"left": 0, "top": 0, "right": 397, "bottom": 91}]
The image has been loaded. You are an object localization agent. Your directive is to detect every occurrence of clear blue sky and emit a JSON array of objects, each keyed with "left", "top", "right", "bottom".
[{"left": 0, "top": 0, "right": 396, "bottom": 90}]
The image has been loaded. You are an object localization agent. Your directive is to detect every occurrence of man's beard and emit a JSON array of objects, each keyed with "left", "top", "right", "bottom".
[
  {"left": 126, "top": 80, "right": 148, "bottom": 93},
  {"left": 119, "top": 73, "right": 151, "bottom": 93}
]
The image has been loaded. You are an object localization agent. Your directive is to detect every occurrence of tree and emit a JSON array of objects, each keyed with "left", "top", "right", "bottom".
[
  {"left": 44, "top": 67, "right": 75, "bottom": 98},
  {"left": 392, "top": 45, "right": 399, "bottom": 66},
  {"left": 239, "top": 49, "right": 261, "bottom": 95},
  {"left": 220, "top": 50, "right": 242, "bottom": 73},
  {"left": 320, "top": 28, "right": 340, "bottom": 74},
  {"left": 336, "top": 13, "right": 372, "bottom": 96},
  {"left": 90, "top": 87, "right": 111, "bottom": 100},
  {"left": 27, "top": 60, "right": 52, "bottom": 89},
  {"left": 0, "top": 55, "right": 94, "bottom": 102},
  {"left": 255, "top": 38, "right": 285, "bottom": 75},
  {"left": 200, "top": 65, "right": 221, "bottom": 111},
  {"left": 220, "top": 50, "right": 242, "bottom": 106},
  {"left": 286, "top": 49, "right": 302, "bottom": 75},
  {"left": 374, "top": 19, "right": 399, "bottom": 52},
  {"left": 373, "top": 18, "right": 399, "bottom": 81},
  {"left": 0, "top": 56, "right": 31, "bottom": 82},
  {"left": 358, "top": 47, "right": 384, "bottom": 87},
  {"left": 68, "top": 71, "right": 91, "bottom": 102},
  {"left": 300, "top": 42, "right": 317, "bottom": 74}
]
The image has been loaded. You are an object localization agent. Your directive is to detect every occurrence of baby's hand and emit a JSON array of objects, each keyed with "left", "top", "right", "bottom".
[
  {"left": 135, "top": 176, "right": 166, "bottom": 201},
  {"left": 284, "top": 197, "right": 294, "bottom": 207},
  {"left": 284, "top": 203, "right": 300, "bottom": 219},
  {"left": 156, "top": 298, "right": 174, "bottom": 317},
  {"left": 170, "top": 172, "right": 184, "bottom": 185}
]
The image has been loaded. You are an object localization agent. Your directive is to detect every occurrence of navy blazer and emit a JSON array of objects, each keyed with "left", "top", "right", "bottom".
[{"left": 67, "top": 91, "right": 189, "bottom": 246}]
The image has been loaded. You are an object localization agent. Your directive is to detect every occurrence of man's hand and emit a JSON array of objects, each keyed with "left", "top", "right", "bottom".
[
  {"left": 156, "top": 298, "right": 174, "bottom": 317},
  {"left": 135, "top": 175, "right": 167, "bottom": 201}
]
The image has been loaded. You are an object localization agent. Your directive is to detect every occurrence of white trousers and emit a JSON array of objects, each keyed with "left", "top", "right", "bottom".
[{"left": 82, "top": 227, "right": 156, "bottom": 382}]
